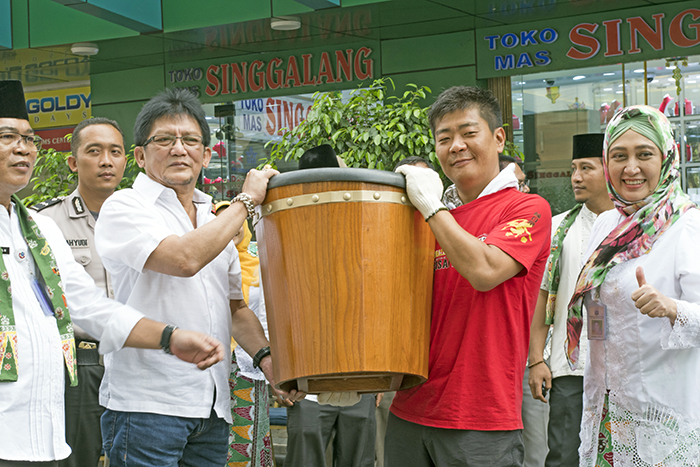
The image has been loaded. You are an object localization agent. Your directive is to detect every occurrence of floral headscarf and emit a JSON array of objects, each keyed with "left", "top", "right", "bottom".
[{"left": 565, "top": 105, "right": 697, "bottom": 368}]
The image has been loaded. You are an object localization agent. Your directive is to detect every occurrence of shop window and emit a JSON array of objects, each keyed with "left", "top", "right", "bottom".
[
  {"left": 200, "top": 89, "right": 364, "bottom": 202},
  {"left": 512, "top": 54, "right": 700, "bottom": 214},
  {"left": 201, "top": 95, "right": 314, "bottom": 201}
]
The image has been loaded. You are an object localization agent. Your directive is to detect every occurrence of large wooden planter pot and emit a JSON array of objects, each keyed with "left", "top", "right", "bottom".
[{"left": 256, "top": 168, "right": 434, "bottom": 394}]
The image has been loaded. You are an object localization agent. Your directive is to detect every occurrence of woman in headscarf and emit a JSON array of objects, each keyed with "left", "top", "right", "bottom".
[
  {"left": 566, "top": 106, "right": 700, "bottom": 467},
  {"left": 214, "top": 201, "right": 273, "bottom": 467}
]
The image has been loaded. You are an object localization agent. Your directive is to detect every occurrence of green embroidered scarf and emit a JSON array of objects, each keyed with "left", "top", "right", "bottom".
[
  {"left": 0, "top": 195, "right": 77, "bottom": 386},
  {"left": 544, "top": 203, "right": 583, "bottom": 325}
]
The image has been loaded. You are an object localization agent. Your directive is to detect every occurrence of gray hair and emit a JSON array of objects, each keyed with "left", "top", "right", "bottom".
[{"left": 134, "top": 88, "right": 210, "bottom": 147}]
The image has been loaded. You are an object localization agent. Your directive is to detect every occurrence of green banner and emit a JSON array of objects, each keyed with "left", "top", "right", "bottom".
[
  {"left": 165, "top": 41, "right": 378, "bottom": 103},
  {"left": 476, "top": 1, "right": 700, "bottom": 78}
]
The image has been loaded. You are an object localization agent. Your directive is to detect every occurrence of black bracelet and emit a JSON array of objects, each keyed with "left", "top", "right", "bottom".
[
  {"left": 160, "top": 324, "right": 178, "bottom": 355},
  {"left": 252, "top": 346, "right": 271, "bottom": 369}
]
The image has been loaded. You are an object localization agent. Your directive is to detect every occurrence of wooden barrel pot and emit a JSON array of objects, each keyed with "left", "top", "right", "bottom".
[{"left": 256, "top": 168, "right": 434, "bottom": 394}]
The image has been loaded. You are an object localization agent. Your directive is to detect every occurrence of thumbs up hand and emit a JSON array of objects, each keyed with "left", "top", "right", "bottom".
[{"left": 630, "top": 266, "right": 677, "bottom": 325}]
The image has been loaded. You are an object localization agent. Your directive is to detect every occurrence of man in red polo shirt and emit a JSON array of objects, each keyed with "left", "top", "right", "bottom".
[{"left": 390, "top": 86, "right": 552, "bottom": 467}]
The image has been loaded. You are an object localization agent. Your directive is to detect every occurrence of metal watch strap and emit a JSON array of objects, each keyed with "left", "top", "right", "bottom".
[
  {"left": 160, "top": 324, "right": 178, "bottom": 355},
  {"left": 232, "top": 192, "right": 255, "bottom": 219},
  {"left": 252, "top": 345, "right": 271, "bottom": 369}
]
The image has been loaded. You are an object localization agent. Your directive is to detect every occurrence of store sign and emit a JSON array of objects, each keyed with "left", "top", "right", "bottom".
[
  {"left": 476, "top": 1, "right": 700, "bottom": 78},
  {"left": 24, "top": 86, "right": 91, "bottom": 129},
  {"left": 166, "top": 43, "right": 377, "bottom": 103},
  {"left": 35, "top": 127, "right": 74, "bottom": 152},
  {"left": 235, "top": 97, "right": 313, "bottom": 137},
  {"left": 0, "top": 49, "right": 90, "bottom": 83}
]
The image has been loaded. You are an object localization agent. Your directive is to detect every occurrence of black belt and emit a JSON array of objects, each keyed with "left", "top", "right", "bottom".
[{"left": 75, "top": 339, "right": 101, "bottom": 365}]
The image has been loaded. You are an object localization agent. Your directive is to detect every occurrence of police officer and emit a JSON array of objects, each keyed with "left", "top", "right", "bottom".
[{"left": 33, "top": 117, "right": 127, "bottom": 467}]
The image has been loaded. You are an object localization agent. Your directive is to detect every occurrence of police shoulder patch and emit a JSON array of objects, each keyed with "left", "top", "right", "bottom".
[{"left": 31, "top": 197, "right": 63, "bottom": 212}]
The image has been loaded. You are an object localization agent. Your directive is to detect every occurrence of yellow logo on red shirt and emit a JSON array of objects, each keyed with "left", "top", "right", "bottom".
[
  {"left": 434, "top": 248, "right": 450, "bottom": 271},
  {"left": 503, "top": 219, "right": 534, "bottom": 243}
]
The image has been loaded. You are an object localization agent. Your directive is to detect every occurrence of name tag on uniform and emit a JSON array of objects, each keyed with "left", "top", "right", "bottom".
[
  {"left": 585, "top": 292, "right": 607, "bottom": 340},
  {"left": 1, "top": 247, "right": 9, "bottom": 255},
  {"left": 66, "top": 238, "right": 89, "bottom": 247}
]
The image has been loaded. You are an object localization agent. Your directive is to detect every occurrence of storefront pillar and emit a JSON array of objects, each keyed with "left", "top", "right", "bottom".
[{"left": 488, "top": 76, "right": 513, "bottom": 142}]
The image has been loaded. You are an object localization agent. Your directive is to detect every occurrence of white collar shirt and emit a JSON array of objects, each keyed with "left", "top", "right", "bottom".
[
  {"left": 0, "top": 203, "right": 143, "bottom": 462},
  {"left": 95, "top": 173, "right": 242, "bottom": 423},
  {"left": 541, "top": 204, "right": 600, "bottom": 378}
]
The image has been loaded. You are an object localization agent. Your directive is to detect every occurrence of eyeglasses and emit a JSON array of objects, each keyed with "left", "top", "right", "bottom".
[
  {"left": 142, "top": 134, "right": 204, "bottom": 148},
  {"left": 0, "top": 132, "right": 43, "bottom": 151}
]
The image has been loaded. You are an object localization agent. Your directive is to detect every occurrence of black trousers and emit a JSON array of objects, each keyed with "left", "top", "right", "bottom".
[
  {"left": 60, "top": 345, "right": 104, "bottom": 467},
  {"left": 285, "top": 396, "right": 376, "bottom": 467},
  {"left": 0, "top": 461, "right": 58, "bottom": 466},
  {"left": 545, "top": 376, "right": 583, "bottom": 467}
]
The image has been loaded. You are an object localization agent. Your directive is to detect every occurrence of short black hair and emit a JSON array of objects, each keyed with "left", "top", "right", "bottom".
[
  {"left": 134, "top": 88, "right": 210, "bottom": 147},
  {"left": 498, "top": 154, "right": 521, "bottom": 171},
  {"left": 394, "top": 156, "right": 435, "bottom": 171},
  {"left": 71, "top": 117, "right": 123, "bottom": 154},
  {"left": 428, "top": 86, "right": 503, "bottom": 135}
]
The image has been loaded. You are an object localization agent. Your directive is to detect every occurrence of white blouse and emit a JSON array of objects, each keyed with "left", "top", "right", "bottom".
[{"left": 579, "top": 208, "right": 700, "bottom": 467}]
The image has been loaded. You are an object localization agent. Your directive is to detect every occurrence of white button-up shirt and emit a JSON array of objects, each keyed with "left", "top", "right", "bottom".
[
  {"left": 0, "top": 203, "right": 143, "bottom": 462},
  {"left": 95, "top": 173, "right": 242, "bottom": 423}
]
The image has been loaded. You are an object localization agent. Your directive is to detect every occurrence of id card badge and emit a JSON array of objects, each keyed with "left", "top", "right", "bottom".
[
  {"left": 31, "top": 279, "right": 55, "bottom": 317},
  {"left": 585, "top": 291, "right": 607, "bottom": 340}
]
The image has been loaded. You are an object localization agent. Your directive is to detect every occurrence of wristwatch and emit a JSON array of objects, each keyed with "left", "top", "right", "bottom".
[
  {"left": 252, "top": 346, "right": 271, "bottom": 369},
  {"left": 160, "top": 324, "right": 178, "bottom": 355}
]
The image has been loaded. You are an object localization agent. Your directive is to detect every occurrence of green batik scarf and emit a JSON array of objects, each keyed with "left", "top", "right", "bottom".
[
  {"left": 544, "top": 203, "right": 583, "bottom": 325},
  {"left": 565, "top": 105, "right": 697, "bottom": 370},
  {"left": 0, "top": 195, "right": 77, "bottom": 386}
]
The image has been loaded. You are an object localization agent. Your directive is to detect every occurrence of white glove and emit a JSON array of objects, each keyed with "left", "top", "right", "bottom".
[
  {"left": 317, "top": 391, "right": 362, "bottom": 407},
  {"left": 395, "top": 165, "right": 446, "bottom": 221}
]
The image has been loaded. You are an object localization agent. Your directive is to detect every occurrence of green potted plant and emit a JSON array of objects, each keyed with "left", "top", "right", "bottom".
[{"left": 264, "top": 78, "right": 438, "bottom": 173}]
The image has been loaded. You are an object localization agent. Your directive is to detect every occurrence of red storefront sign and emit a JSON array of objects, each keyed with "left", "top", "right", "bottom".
[
  {"left": 36, "top": 127, "right": 73, "bottom": 152},
  {"left": 204, "top": 47, "right": 374, "bottom": 97}
]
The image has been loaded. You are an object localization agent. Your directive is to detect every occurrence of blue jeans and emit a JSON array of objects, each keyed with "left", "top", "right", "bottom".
[{"left": 101, "top": 409, "right": 229, "bottom": 467}]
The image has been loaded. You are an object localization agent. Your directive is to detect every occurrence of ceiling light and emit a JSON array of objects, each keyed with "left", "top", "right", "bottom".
[
  {"left": 633, "top": 69, "right": 644, "bottom": 73},
  {"left": 687, "top": 80, "right": 697, "bottom": 84},
  {"left": 71, "top": 42, "right": 99, "bottom": 56},
  {"left": 603, "top": 88, "right": 612, "bottom": 91},
  {"left": 604, "top": 72, "right": 616, "bottom": 76},
  {"left": 516, "top": 98, "right": 522, "bottom": 101},
  {"left": 573, "top": 75, "right": 585, "bottom": 80},
  {"left": 271, "top": 16, "right": 301, "bottom": 31}
]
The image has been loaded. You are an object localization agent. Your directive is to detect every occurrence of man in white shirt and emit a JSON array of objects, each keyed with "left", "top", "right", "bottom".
[
  {"left": 527, "top": 133, "right": 613, "bottom": 467},
  {"left": 0, "top": 81, "right": 224, "bottom": 466},
  {"left": 95, "top": 87, "right": 302, "bottom": 467}
]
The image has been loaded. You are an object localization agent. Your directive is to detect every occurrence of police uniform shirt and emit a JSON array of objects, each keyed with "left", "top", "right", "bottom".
[{"left": 33, "top": 189, "right": 113, "bottom": 341}]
